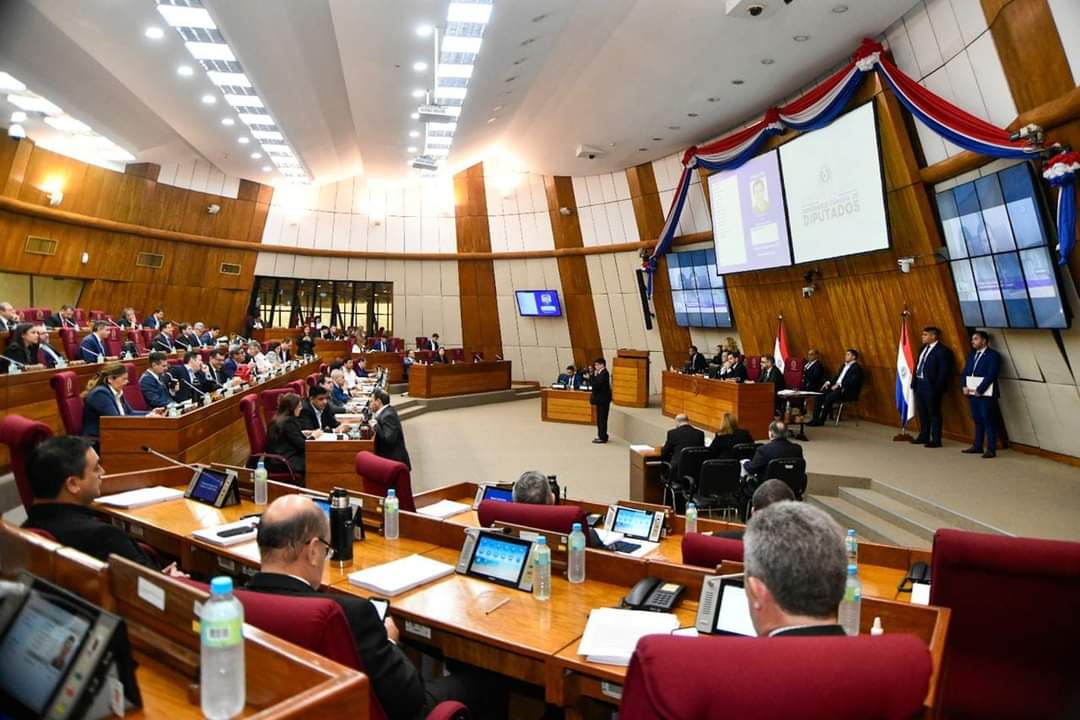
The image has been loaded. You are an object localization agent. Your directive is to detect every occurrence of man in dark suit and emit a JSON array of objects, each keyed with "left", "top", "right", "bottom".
[
  {"left": 684, "top": 345, "right": 707, "bottom": 374},
  {"left": 46, "top": 304, "right": 79, "bottom": 329},
  {"left": 0, "top": 302, "right": 19, "bottom": 332},
  {"left": 660, "top": 414, "right": 705, "bottom": 464},
  {"left": 911, "top": 326, "right": 953, "bottom": 448},
  {"left": 79, "top": 321, "right": 110, "bottom": 363},
  {"left": 808, "top": 349, "right": 864, "bottom": 426},
  {"left": 369, "top": 389, "right": 411, "bottom": 469},
  {"left": 174, "top": 323, "right": 200, "bottom": 351},
  {"left": 22, "top": 437, "right": 184, "bottom": 576},
  {"left": 589, "top": 357, "right": 612, "bottom": 444},
  {"left": 800, "top": 349, "right": 826, "bottom": 392},
  {"left": 152, "top": 322, "right": 176, "bottom": 352},
  {"left": 223, "top": 346, "right": 246, "bottom": 381},
  {"left": 299, "top": 386, "right": 341, "bottom": 433},
  {"left": 169, "top": 351, "right": 213, "bottom": 403},
  {"left": 426, "top": 333, "right": 441, "bottom": 351},
  {"left": 556, "top": 365, "right": 582, "bottom": 389},
  {"left": 142, "top": 307, "right": 164, "bottom": 330},
  {"left": 139, "top": 351, "right": 177, "bottom": 409},
  {"left": 35, "top": 325, "right": 66, "bottom": 368},
  {"left": 203, "top": 347, "right": 230, "bottom": 390},
  {"left": 960, "top": 330, "right": 1001, "bottom": 459},
  {"left": 370, "top": 336, "right": 390, "bottom": 352},
  {"left": 743, "top": 501, "right": 848, "bottom": 637},
  {"left": 745, "top": 421, "right": 803, "bottom": 484},
  {"left": 758, "top": 355, "right": 785, "bottom": 401},
  {"left": 723, "top": 353, "right": 749, "bottom": 383},
  {"left": 248, "top": 495, "right": 495, "bottom": 719}
]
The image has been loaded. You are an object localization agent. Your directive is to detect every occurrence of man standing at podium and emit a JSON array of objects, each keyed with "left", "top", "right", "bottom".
[
  {"left": 590, "top": 357, "right": 611, "bottom": 444},
  {"left": 960, "top": 331, "right": 1001, "bottom": 459}
]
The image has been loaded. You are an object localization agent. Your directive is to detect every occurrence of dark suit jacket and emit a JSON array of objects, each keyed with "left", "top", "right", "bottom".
[
  {"left": 758, "top": 366, "right": 785, "bottom": 393},
  {"left": 245, "top": 573, "right": 427, "bottom": 720},
  {"left": 142, "top": 316, "right": 162, "bottom": 330},
  {"left": 331, "top": 383, "right": 350, "bottom": 406},
  {"left": 660, "top": 424, "right": 706, "bottom": 464},
  {"left": 3, "top": 342, "right": 38, "bottom": 371},
  {"left": 45, "top": 314, "right": 77, "bottom": 329},
  {"left": 199, "top": 332, "right": 216, "bottom": 346},
  {"left": 79, "top": 334, "right": 108, "bottom": 363},
  {"left": 139, "top": 370, "right": 174, "bottom": 408},
  {"left": 590, "top": 369, "right": 612, "bottom": 405},
  {"left": 685, "top": 353, "right": 707, "bottom": 374},
  {"left": 771, "top": 624, "right": 847, "bottom": 637},
  {"left": 800, "top": 360, "right": 827, "bottom": 392},
  {"left": 709, "top": 428, "right": 753, "bottom": 459},
  {"left": 202, "top": 365, "right": 226, "bottom": 391},
  {"left": 961, "top": 347, "right": 1000, "bottom": 399},
  {"left": 223, "top": 358, "right": 240, "bottom": 380},
  {"left": 299, "top": 399, "right": 338, "bottom": 432},
  {"left": 152, "top": 333, "right": 174, "bottom": 352},
  {"left": 556, "top": 372, "right": 583, "bottom": 389},
  {"left": 373, "top": 405, "right": 411, "bottom": 469},
  {"left": 912, "top": 343, "right": 953, "bottom": 396},
  {"left": 371, "top": 339, "right": 389, "bottom": 351},
  {"left": 82, "top": 384, "right": 146, "bottom": 436},
  {"left": 23, "top": 503, "right": 156, "bottom": 569},
  {"left": 747, "top": 437, "right": 804, "bottom": 480},
  {"left": 38, "top": 343, "right": 64, "bottom": 369},
  {"left": 426, "top": 339, "right": 441, "bottom": 351},
  {"left": 725, "top": 362, "right": 749, "bottom": 383},
  {"left": 174, "top": 333, "right": 199, "bottom": 351},
  {"left": 830, "top": 362, "right": 864, "bottom": 401},
  {"left": 265, "top": 416, "right": 307, "bottom": 473},
  {"left": 168, "top": 365, "right": 211, "bottom": 404}
]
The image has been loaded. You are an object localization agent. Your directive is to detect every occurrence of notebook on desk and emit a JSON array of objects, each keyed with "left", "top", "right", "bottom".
[
  {"left": 94, "top": 486, "right": 184, "bottom": 509},
  {"left": 416, "top": 500, "right": 471, "bottom": 519},
  {"left": 347, "top": 555, "right": 455, "bottom": 597},
  {"left": 576, "top": 608, "right": 679, "bottom": 666}
]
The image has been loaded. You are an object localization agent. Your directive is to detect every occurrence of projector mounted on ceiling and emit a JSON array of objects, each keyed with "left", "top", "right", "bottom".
[
  {"left": 410, "top": 155, "right": 440, "bottom": 172},
  {"left": 417, "top": 104, "right": 456, "bottom": 124},
  {"left": 575, "top": 144, "right": 607, "bottom": 160}
]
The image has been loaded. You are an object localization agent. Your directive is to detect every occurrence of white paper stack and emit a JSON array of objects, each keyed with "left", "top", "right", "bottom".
[
  {"left": 347, "top": 554, "right": 454, "bottom": 597},
  {"left": 94, "top": 486, "right": 184, "bottom": 509},
  {"left": 416, "top": 500, "right": 471, "bottom": 519},
  {"left": 576, "top": 608, "right": 680, "bottom": 665},
  {"left": 192, "top": 519, "right": 259, "bottom": 547},
  {"left": 629, "top": 444, "right": 655, "bottom": 453}
]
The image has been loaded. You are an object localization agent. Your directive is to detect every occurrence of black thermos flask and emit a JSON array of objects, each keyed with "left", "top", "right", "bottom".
[{"left": 329, "top": 487, "right": 354, "bottom": 567}]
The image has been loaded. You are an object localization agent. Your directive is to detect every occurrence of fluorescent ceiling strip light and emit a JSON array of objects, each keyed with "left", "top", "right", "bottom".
[
  {"left": 0, "top": 72, "right": 26, "bottom": 92},
  {"left": 447, "top": 3, "right": 493, "bottom": 24},
  {"left": 206, "top": 71, "right": 252, "bottom": 87},
  {"left": 434, "top": 86, "right": 467, "bottom": 100},
  {"left": 44, "top": 115, "right": 92, "bottom": 134},
  {"left": 224, "top": 94, "right": 264, "bottom": 107},
  {"left": 261, "top": 144, "right": 292, "bottom": 154},
  {"left": 438, "top": 64, "right": 474, "bottom": 79},
  {"left": 426, "top": 147, "right": 449, "bottom": 156},
  {"left": 156, "top": 5, "right": 216, "bottom": 29},
  {"left": 238, "top": 112, "right": 274, "bottom": 124},
  {"left": 441, "top": 36, "right": 483, "bottom": 54},
  {"left": 251, "top": 130, "right": 283, "bottom": 140},
  {"left": 6, "top": 94, "right": 63, "bottom": 115},
  {"left": 184, "top": 41, "right": 236, "bottom": 61}
]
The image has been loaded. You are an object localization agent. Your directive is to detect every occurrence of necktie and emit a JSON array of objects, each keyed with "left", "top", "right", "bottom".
[
  {"left": 972, "top": 350, "right": 983, "bottom": 372},
  {"left": 917, "top": 347, "right": 930, "bottom": 377}
]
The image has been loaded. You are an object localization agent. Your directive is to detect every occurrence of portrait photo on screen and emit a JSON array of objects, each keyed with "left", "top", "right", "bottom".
[
  {"left": 779, "top": 101, "right": 890, "bottom": 264},
  {"left": 708, "top": 150, "right": 793, "bottom": 275}
]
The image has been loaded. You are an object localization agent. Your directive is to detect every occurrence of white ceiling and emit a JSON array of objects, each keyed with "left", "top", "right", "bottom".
[{"left": 0, "top": 0, "right": 917, "bottom": 184}]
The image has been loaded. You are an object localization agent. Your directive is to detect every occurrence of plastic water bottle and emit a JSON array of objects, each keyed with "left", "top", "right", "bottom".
[
  {"left": 533, "top": 536, "right": 551, "bottom": 600},
  {"left": 384, "top": 489, "right": 399, "bottom": 540},
  {"left": 839, "top": 564, "right": 862, "bottom": 636},
  {"left": 568, "top": 523, "right": 586, "bottom": 584},
  {"left": 200, "top": 576, "right": 245, "bottom": 719},
  {"left": 253, "top": 460, "right": 268, "bottom": 506},
  {"left": 685, "top": 503, "right": 698, "bottom": 535},
  {"left": 845, "top": 529, "right": 858, "bottom": 566}
]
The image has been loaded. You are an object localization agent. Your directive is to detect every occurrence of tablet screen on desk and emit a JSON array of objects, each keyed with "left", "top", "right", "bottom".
[
  {"left": 467, "top": 534, "right": 532, "bottom": 587},
  {"left": 481, "top": 486, "right": 513, "bottom": 503},
  {"left": 611, "top": 506, "right": 654, "bottom": 540},
  {"left": 716, "top": 579, "right": 755, "bottom": 637},
  {"left": 189, "top": 469, "right": 227, "bottom": 504}
]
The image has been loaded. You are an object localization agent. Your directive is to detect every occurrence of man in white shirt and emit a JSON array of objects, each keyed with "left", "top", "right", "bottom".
[
  {"left": 808, "top": 349, "right": 864, "bottom": 426},
  {"left": 34, "top": 325, "right": 66, "bottom": 368}
]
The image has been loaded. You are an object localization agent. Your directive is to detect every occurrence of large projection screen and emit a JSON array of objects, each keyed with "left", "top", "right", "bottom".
[
  {"left": 779, "top": 101, "right": 890, "bottom": 264},
  {"left": 708, "top": 149, "right": 793, "bottom": 275}
]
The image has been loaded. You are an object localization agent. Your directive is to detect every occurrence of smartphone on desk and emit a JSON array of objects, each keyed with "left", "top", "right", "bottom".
[{"left": 370, "top": 597, "right": 390, "bottom": 622}]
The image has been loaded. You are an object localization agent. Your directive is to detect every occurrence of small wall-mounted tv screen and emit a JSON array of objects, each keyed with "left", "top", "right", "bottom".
[{"left": 515, "top": 290, "right": 563, "bottom": 317}]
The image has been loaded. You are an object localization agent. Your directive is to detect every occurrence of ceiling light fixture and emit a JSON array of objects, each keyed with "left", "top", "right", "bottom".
[
  {"left": 761, "top": 58, "right": 775, "bottom": 65},
  {"left": 652, "top": 137, "right": 663, "bottom": 141},
  {"left": 206, "top": 71, "right": 251, "bottom": 87},
  {"left": 520, "top": 38, "right": 536, "bottom": 47},
  {"left": 487, "top": 117, "right": 496, "bottom": 123},
  {"left": 416, "top": 24, "right": 434, "bottom": 37},
  {"left": 144, "top": 26, "right": 165, "bottom": 40},
  {"left": 512, "top": 58, "right": 526, "bottom": 65},
  {"left": 185, "top": 42, "right": 235, "bottom": 62},
  {"left": 411, "top": 88, "right": 425, "bottom": 98},
  {"left": 251, "top": 130, "right": 284, "bottom": 140},
  {"left": 832, "top": 4, "right": 848, "bottom": 12},
  {"left": 9, "top": 111, "right": 26, "bottom": 123},
  {"left": 7, "top": 124, "right": 26, "bottom": 139},
  {"left": 221, "top": 117, "right": 235, "bottom": 126},
  {"left": 707, "top": 97, "right": 720, "bottom": 102},
  {"left": 251, "top": 152, "right": 262, "bottom": 159},
  {"left": 223, "top": 94, "right": 264, "bottom": 108},
  {"left": 638, "top": 147, "right": 648, "bottom": 152},
  {"left": 6, "top": 94, "right": 62, "bottom": 114},
  {"left": 201, "top": 94, "right": 217, "bottom": 105},
  {"left": 44, "top": 115, "right": 91, "bottom": 134},
  {"left": 413, "top": 61, "right": 428, "bottom": 72},
  {"left": 238, "top": 137, "right": 250, "bottom": 144},
  {"left": 448, "top": 2, "right": 493, "bottom": 23},
  {"left": 732, "top": 79, "right": 745, "bottom": 85},
  {"left": 0, "top": 72, "right": 26, "bottom": 92},
  {"left": 409, "top": 130, "right": 420, "bottom": 138},
  {"left": 668, "top": 125, "right": 680, "bottom": 130},
  {"left": 262, "top": 165, "right": 271, "bottom": 172},
  {"left": 157, "top": 5, "right": 216, "bottom": 29},
  {"left": 794, "top": 34, "right": 810, "bottom": 42},
  {"left": 176, "top": 65, "right": 194, "bottom": 77},
  {"left": 687, "top": 112, "right": 699, "bottom": 117},
  {"left": 407, "top": 146, "right": 418, "bottom": 153}
]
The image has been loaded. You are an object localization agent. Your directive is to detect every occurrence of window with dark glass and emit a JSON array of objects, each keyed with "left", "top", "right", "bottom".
[{"left": 248, "top": 278, "right": 393, "bottom": 335}]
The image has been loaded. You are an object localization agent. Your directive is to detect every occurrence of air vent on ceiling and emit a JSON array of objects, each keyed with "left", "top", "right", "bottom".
[
  {"left": 220, "top": 262, "right": 242, "bottom": 276},
  {"left": 135, "top": 252, "right": 165, "bottom": 269},
  {"left": 24, "top": 236, "right": 57, "bottom": 256}
]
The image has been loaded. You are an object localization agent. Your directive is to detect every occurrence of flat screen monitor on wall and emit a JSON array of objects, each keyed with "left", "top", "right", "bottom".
[
  {"left": 936, "top": 163, "right": 1068, "bottom": 329},
  {"left": 515, "top": 290, "right": 563, "bottom": 317},
  {"left": 708, "top": 149, "right": 793, "bottom": 275},
  {"left": 779, "top": 101, "right": 891, "bottom": 264},
  {"left": 668, "top": 248, "right": 734, "bottom": 328}
]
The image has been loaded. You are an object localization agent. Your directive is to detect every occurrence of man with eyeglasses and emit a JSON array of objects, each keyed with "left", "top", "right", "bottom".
[{"left": 246, "top": 495, "right": 497, "bottom": 720}]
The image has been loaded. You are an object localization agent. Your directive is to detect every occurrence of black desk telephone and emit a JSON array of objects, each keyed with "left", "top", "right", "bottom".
[{"left": 622, "top": 576, "right": 685, "bottom": 612}]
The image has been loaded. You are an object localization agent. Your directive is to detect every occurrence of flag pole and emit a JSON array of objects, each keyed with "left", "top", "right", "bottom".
[{"left": 893, "top": 306, "right": 914, "bottom": 442}]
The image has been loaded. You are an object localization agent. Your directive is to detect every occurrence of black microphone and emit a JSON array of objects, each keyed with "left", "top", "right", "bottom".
[{"left": 182, "top": 378, "right": 208, "bottom": 397}]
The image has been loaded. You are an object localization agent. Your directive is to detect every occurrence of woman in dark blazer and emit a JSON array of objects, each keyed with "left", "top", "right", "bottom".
[
  {"left": 265, "top": 392, "right": 307, "bottom": 480},
  {"left": 81, "top": 363, "right": 160, "bottom": 437},
  {"left": 708, "top": 412, "right": 753, "bottom": 459},
  {"left": 434, "top": 347, "right": 451, "bottom": 364},
  {"left": 3, "top": 322, "right": 40, "bottom": 373}
]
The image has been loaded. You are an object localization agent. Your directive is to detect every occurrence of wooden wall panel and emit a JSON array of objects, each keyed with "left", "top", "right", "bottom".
[
  {"left": 625, "top": 162, "right": 692, "bottom": 369},
  {"left": 546, "top": 175, "right": 603, "bottom": 367},
  {"left": 453, "top": 163, "right": 503, "bottom": 360}
]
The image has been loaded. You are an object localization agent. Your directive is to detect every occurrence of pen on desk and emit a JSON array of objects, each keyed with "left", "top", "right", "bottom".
[{"left": 484, "top": 598, "right": 510, "bottom": 615}]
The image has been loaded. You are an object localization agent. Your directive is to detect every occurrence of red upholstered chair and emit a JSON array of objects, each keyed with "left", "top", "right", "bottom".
[
  {"left": 166, "top": 357, "right": 183, "bottom": 367},
  {"left": 71, "top": 308, "right": 86, "bottom": 325},
  {"left": 306, "top": 372, "right": 321, "bottom": 391},
  {"left": 50, "top": 371, "right": 86, "bottom": 436},
  {"left": 389, "top": 338, "right": 404, "bottom": 352},
  {"left": 122, "top": 363, "right": 147, "bottom": 411},
  {"left": 88, "top": 310, "right": 105, "bottom": 321},
  {"left": 198, "top": 348, "right": 212, "bottom": 364},
  {"left": 415, "top": 336, "right": 428, "bottom": 349},
  {"left": 58, "top": 328, "right": 79, "bottom": 360},
  {"left": 783, "top": 357, "right": 804, "bottom": 390},
  {"left": 415, "top": 350, "right": 434, "bottom": 363},
  {"left": 354, "top": 451, "right": 415, "bottom": 511},
  {"left": 744, "top": 355, "right": 761, "bottom": 382},
  {"left": 448, "top": 348, "right": 465, "bottom": 363},
  {"left": 105, "top": 337, "right": 124, "bottom": 357},
  {"left": 680, "top": 533, "right": 744, "bottom": 568},
  {"left": 139, "top": 329, "right": 155, "bottom": 348},
  {"left": 319, "top": 362, "right": 329, "bottom": 375},
  {"left": 239, "top": 395, "right": 299, "bottom": 484},
  {"left": 476, "top": 500, "right": 587, "bottom": 535},
  {"left": 929, "top": 529, "right": 1080, "bottom": 719},
  {"left": 25, "top": 527, "right": 58, "bottom": 541},
  {"left": 127, "top": 330, "right": 147, "bottom": 355},
  {"left": 620, "top": 634, "right": 931, "bottom": 720},
  {"left": 0, "top": 415, "right": 53, "bottom": 511},
  {"left": 259, "top": 387, "right": 297, "bottom": 425}
]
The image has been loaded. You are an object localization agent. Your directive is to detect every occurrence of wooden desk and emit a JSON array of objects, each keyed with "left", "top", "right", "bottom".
[
  {"left": 315, "top": 339, "right": 352, "bottom": 360},
  {"left": 251, "top": 327, "right": 304, "bottom": 343},
  {"left": 541, "top": 388, "right": 596, "bottom": 425},
  {"left": 408, "top": 360, "right": 512, "bottom": 399},
  {"left": 305, "top": 437, "right": 375, "bottom": 494},
  {"left": 353, "top": 351, "right": 405, "bottom": 383},
  {"left": 612, "top": 349, "right": 649, "bottom": 408},
  {"left": 662, "top": 371, "right": 774, "bottom": 438},
  {"left": 628, "top": 446, "right": 664, "bottom": 504},
  {"left": 99, "top": 361, "right": 318, "bottom": 474}
]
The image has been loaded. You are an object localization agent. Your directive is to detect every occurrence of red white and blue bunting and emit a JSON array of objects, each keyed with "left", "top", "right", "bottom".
[
  {"left": 1043, "top": 150, "right": 1078, "bottom": 266},
  {"left": 643, "top": 38, "right": 1047, "bottom": 291}
]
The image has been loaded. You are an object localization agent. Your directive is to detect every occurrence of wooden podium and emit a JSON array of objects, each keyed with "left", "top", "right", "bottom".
[
  {"left": 661, "top": 370, "right": 775, "bottom": 439},
  {"left": 612, "top": 349, "right": 649, "bottom": 408}
]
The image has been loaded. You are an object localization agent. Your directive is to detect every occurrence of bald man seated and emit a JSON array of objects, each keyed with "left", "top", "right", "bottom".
[{"left": 247, "top": 495, "right": 501, "bottom": 720}]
